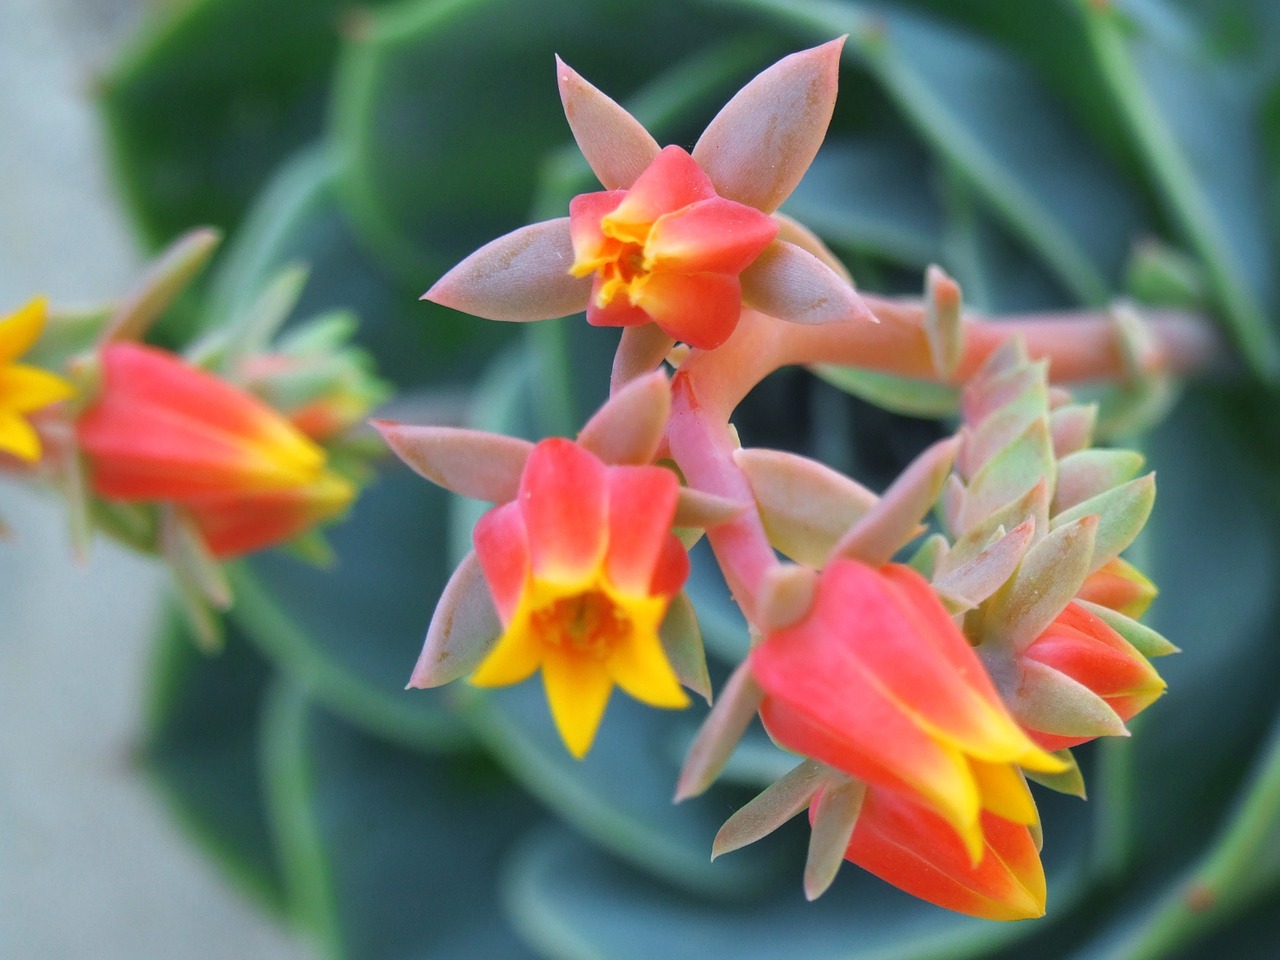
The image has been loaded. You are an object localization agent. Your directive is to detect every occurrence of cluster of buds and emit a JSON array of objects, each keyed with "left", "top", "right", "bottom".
[
  {"left": 1, "top": 231, "right": 387, "bottom": 646},
  {"left": 388, "top": 38, "right": 1180, "bottom": 923}
]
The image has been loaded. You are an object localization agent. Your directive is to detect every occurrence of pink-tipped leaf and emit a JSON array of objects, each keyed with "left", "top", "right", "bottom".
[
  {"left": 556, "top": 55, "right": 660, "bottom": 190},
  {"left": 741, "top": 239, "right": 876, "bottom": 326},
  {"left": 578, "top": 370, "right": 670, "bottom": 466},
  {"left": 410, "top": 551, "right": 503, "bottom": 688},
  {"left": 693, "top": 38, "right": 845, "bottom": 213},
  {"left": 373, "top": 421, "right": 531, "bottom": 502}
]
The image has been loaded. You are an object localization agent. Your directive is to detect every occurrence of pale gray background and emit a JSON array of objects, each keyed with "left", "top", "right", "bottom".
[{"left": 0, "top": 1, "right": 313, "bottom": 956}]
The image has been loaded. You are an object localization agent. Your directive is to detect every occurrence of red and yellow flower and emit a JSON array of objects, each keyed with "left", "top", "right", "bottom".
[
  {"left": 76, "top": 341, "right": 353, "bottom": 558},
  {"left": 0, "top": 297, "right": 74, "bottom": 462},
  {"left": 752, "top": 559, "right": 1064, "bottom": 859},
  {"left": 470, "top": 437, "right": 690, "bottom": 757},
  {"left": 1019, "top": 601, "right": 1166, "bottom": 752},
  {"left": 568, "top": 146, "right": 778, "bottom": 349}
]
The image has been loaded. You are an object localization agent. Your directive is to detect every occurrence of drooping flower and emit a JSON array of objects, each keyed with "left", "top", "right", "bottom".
[
  {"left": 567, "top": 145, "right": 778, "bottom": 348},
  {"left": 751, "top": 558, "right": 1064, "bottom": 859},
  {"left": 424, "top": 40, "right": 873, "bottom": 355},
  {"left": 832, "top": 782, "right": 1046, "bottom": 921},
  {"left": 0, "top": 297, "right": 74, "bottom": 462},
  {"left": 1016, "top": 601, "right": 1166, "bottom": 752},
  {"left": 469, "top": 437, "right": 690, "bottom": 757},
  {"left": 1075, "top": 557, "right": 1157, "bottom": 619},
  {"left": 76, "top": 342, "right": 353, "bottom": 556}
]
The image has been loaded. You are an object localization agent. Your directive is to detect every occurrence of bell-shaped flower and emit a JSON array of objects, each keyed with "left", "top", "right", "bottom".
[
  {"left": 0, "top": 298, "right": 74, "bottom": 462},
  {"left": 470, "top": 437, "right": 691, "bottom": 757},
  {"left": 376, "top": 372, "right": 731, "bottom": 757},
  {"left": 75, "top": 342, "right": 353, "bottom": 554},
  {"left": 425, "top": 39, "right": 873, "bottom": 353},
  {"left": 751, "top": 558, "right": 1065, "bottom": 859},
  {"left": 835, "top": 783, "right": 1046, "bottom": 921},
  {"left": 1015, "top": 601, "right": 1166, "bottom": 752}
]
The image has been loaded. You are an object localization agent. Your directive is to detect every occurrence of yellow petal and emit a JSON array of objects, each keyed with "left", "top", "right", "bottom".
[
  {"left": 469, "top": 614, "right": 543, "bottom": 688},
  {"left": 0, "top": 297, "right": 48, "bottom": 366},
  {"left": 969, "top": 758, "right": 1038, "bottom": 826},
  {"left": 0, "top": 414, "right": 41, "bottom": 461},
  {"left": 541, "top": 649, "right": 613, "bottom": 758},
  {"left": 0, "top": 364, "right": 74, "bottom": 413},
  {"left": 607, "top": 620, "right": 689, "bottom": 709}
]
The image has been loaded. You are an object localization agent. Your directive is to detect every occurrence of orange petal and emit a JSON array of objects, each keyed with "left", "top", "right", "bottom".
[
  {"left": 603, "top": 465, "right": 680, "bottom": 595},
  {"left": 604, "top": 146, "right": 716, "bottom": 231},
  {"left": 473, "top": 501, "right": 531, "bottom": 623},
  {"left": 845, "top": 788, "right": 1046, "bottom": 921},
  {"left": 634, "top": 271, "right": 742, "bottom": 350},
  {"left": 645, "top": 197, "right": 778, "bottom": 274},
  {"left": 519, "top": 439, "right": 608, "bottom": 584}
]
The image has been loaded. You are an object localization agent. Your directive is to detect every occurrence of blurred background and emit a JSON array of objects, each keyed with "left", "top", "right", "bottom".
[{"left": 0, "top": 0, "right": 310, "bottom": 956}]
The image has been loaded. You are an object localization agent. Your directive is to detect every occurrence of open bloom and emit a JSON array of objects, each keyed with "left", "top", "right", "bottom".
[
  {"left": 470, "top": 437, "right": 690, "bottom": 757},
  {"left": 831, "top": 783, "right": 1046, "bottom": 921},
  {"left": 752, "top": 559, "right": 1064, "bottom": 859},
  {"left": 567, "top": 145, "right": 777, "bottom": 348},
  {"left": 425, "top": 40, "right": 872, "bottom": 354},
  {"left": 76, "top": 342, "right": 353, "bottom": 556},
  {"left": 0, "top": 297, "right": 74, "bottom": 462},
  {"left": 1017, "top": 601, "right": 1166, "bottom": 752}
]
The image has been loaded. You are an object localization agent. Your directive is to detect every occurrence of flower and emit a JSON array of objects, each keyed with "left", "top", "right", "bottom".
[
  {"left": 76, "top": 342, "right": 353, "bottom": 556},
  {"left": 469, "top": 437, "right": 690, "bottom": 757},
  {"left": 1017, "top": 601, "right": 1166, "bottom": 752},
  {"left": 0, "top": 297, "right": 74, "bottom": 462},
  {"left": 567, "top": 145, "right": 778, "bottom": 348},
  {"left": 751, "top": 558, "right": 1064, "bottom": 859},
  {"left": 831, "top": 782, "right": 1046, "bottom": 921},
  {"left": 424, "top": 40, "right": 872, "bottom": 353}
]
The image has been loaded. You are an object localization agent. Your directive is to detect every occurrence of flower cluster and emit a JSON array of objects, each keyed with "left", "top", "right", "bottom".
[
  {"left": 2, "top": 233, "right": 386, "bottom": 645},
  {"left": 390, "top": 39, "right": 1176, "bottom": 924}
]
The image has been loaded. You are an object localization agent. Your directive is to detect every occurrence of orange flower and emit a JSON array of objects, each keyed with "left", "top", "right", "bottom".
[
  {"left": 752, "top": 559, "right": 1063, "bottom": 859},
  {"left": 470, "top": 437, "right": 690, "bottom": 757},
  {"left": 76, "top": 342, "right": 352, "bottom": 557},
  {"left": 1019, "top": 601, "right": 1166, "bottom": 752},
  {"left": 568, "top": 146, "right": 777, "bottom": 348},
  {"left": 829, "top": 783, "right": 1046, "bottom": 921}
]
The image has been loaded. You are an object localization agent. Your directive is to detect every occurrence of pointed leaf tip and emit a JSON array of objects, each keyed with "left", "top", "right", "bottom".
[
  {"left": 373, "top": 421, "right": 531, "bottom": 502},
  {"left": 557, "top": 55, "right": 660, "bottom": 190},
  {"left": 411, "top": 551, "right": 503, "bottom": 688},
  {"left": 694, "top": 38, "right": 845, "bottom": 213},
  {"left": 742, "top": 240, "right": 875, "bottom": 327},
  {"left": 579, "top": 369, "right": 670, "bottom": 466},
  {"left": 423, "top": 219, "right": 590, "bottom": 321}
]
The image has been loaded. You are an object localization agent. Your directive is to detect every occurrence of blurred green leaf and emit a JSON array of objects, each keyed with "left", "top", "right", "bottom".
[
  {"left": 141, "top": 608, "right": 287, "bottom": 914},
  {"left": 330, "top": 0, "right": 787, "bottom": 284},
  {"left": 100, "top": 0, "right": 393, "bottom": 246},
  {"left": 504, "top": 798, "right": 1094, "bottom": 960},
  {"left": 1077, "top": 0, "right": 1280, "bottom": 377},
  {"left": 231, "top": 466, "right": 471, "bottom": 754},
  {"left": 261, "top": 680, "right": 542, "bottom": 959},
  {"left": 723, "top": 0, "right": 1148, "bottom": 305}
]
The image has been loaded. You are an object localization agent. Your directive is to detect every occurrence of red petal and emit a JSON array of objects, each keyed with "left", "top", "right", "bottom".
[
  {"left": 519, "top": 439, "right": 608, "bottom": 584},
  {"left": 792, "top": 561, "right": 1016, "bottom": 757},
  {"left": 635, "top": 271, "right": 741, "bottom": 349},
  {"left": 605, "top": 146, "right": 716, "bottom": 231},
  {"left": 645, "top": 198, "right": 778, "bottom": 274},
  {"left": 569, "top": 191, "right": 627, "bottom": 269},
  {"left": 648, "top": 532, "right": 690, "bottom": 599},
  {"left": 603, "top": 465, "right": 681, "bottom": 595},
  {"left": 844, "top": 788, "right": 1045, "bottom": 921},
  {"left": 473, "top": 501, "right": 530, "bottom": 623}
]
